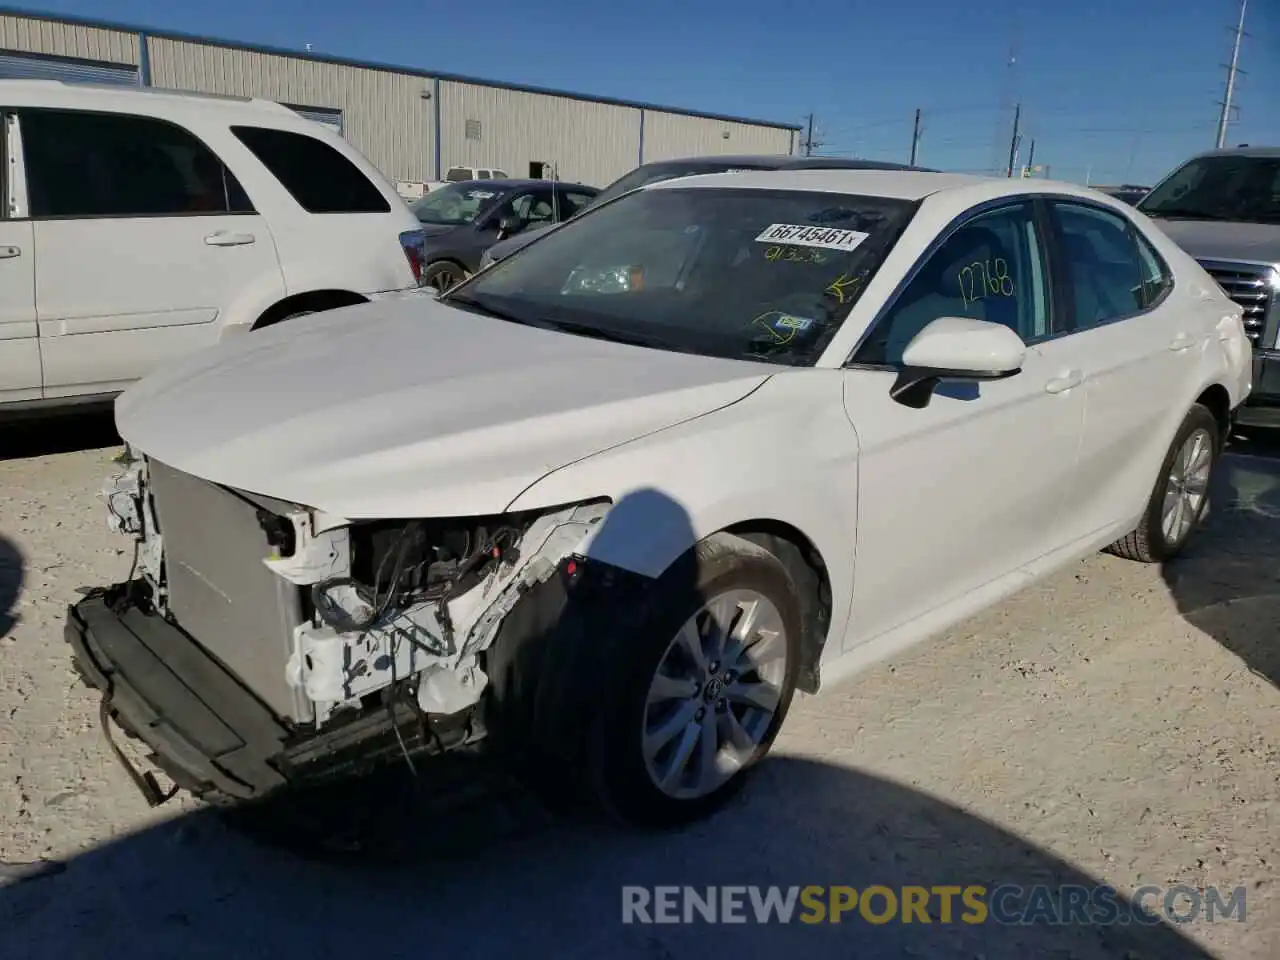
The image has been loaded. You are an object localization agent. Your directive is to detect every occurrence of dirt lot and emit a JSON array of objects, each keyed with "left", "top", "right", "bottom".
[{"left": 1, "top": 413, "right": 1276, "bottom": 960}]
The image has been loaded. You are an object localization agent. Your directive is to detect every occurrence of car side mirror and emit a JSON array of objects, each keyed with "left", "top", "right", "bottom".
[
  {"left": 890, "top": 316, "right": 1026, "bottom": 409},
  {"left": 496, "top": 215, "right": 522, "bottom": 239}
]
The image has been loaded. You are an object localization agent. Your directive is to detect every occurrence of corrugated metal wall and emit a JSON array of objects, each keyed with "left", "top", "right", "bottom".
[
  {"left": 439, "top": 81, "right": 639, "bottom": 188},
  {"left": 146, "top": 37, "right": 437, "bottom": 183},
  {"left": 641, "top": 110, "right": 794, "bottom": 163},
  {"left": 0, "top": 13, "right": 138, "bottom": 66},
  {"left": 0, "top": 13, "right": 797, "bottom": 187}
]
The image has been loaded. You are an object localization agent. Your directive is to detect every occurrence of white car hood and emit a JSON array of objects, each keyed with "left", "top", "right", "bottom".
[{"left": 115, "top": 299, "right": 773, "bottom": 519}]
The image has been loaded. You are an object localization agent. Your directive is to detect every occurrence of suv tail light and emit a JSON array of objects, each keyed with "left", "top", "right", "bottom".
[{"left": 399, "top": 229, "right": 426, "bottom": 286}]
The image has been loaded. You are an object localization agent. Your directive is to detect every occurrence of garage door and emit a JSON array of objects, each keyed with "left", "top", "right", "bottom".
[
  {"left": 284, "top": 104, "right": 344, "bottom": 135},
  {"left": 0, "top": 50, "right": 138, "bottom": 85}
]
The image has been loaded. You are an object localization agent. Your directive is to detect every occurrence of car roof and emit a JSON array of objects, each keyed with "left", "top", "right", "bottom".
[
  {"left": 0, "top": 77, "right": 297, "bottom": 120},
  {"left": 445, "top": 178, "right": 596, "bottom": 190},
  {"left": 644, "top": 167, "right": 1125, "bottom": 206},
  {"left": 1186, "top": 145, "right": 1280, "bottom": 160},
  {"left": 646, "top": 168, "right": 986, "bottom": 200},
  {"left": 639, "top": 153, "right": 929, "bottom": 172}
]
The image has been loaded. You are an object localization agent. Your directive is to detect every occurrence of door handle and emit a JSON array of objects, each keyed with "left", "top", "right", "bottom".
[
  {"left": 1169, "top": 333, "right": 1195, "bottom": 352},
  {"left": 0, "top": 245, "right": 21, "bottom": 258},
  {"left": 1045, "top": 369, "right": 1084, "bottom": 394},
  {"left": 204, "top": 232, "right": 255, "bottom": 246}
]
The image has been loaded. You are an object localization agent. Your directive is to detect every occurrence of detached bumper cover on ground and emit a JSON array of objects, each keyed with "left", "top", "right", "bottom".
[{"left": 65, "top": 587, "right": 293, "bottom": 804}]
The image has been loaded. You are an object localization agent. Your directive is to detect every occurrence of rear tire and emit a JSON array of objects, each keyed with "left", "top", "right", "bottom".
[
  {"left": 422, "top": 260, "right": 468, "bottom": 294},
  {"left": 1104, "top": 403, "right": 1218, "bottom": 563}
]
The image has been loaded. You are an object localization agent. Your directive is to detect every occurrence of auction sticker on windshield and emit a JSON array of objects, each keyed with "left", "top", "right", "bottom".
[{"left": 755, "top": 223, "right": 870, "bottom": 251}]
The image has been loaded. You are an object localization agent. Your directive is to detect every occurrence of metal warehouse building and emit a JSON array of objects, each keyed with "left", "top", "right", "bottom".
[{"left": 0, "top": 8, "right": 800, "bottom": 189}]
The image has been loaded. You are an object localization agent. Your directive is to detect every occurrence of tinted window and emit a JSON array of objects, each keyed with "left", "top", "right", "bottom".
[
  {"left": 1052, "top": 202, "right": 1145, "bottom": 329},
  {"left": 856, "top": 202, "right": 1050, "bottom": 366},
  {"left": 445, "top": 167, "right": 473, "bottom": 182},
  {"left": 502, "top": 188, "right": 556, "bottom": 228},
  {"left": 231, "top": 126, "right": 389, "bottom": 214},
  {"left": 1134, "top": 231, "right": 1173, "bottom": 308},
  {"left": 1138, "top": 154, "right": 1280, "bottom": 226},
  {"left": 559, "top": 189, "right": 596, "bottom": 218},
  {"left": 22, "top": 109, "right": 253, "bottom": 218},
  {"left": 448, "top": 186, "right": 917, "bottom": 367}
]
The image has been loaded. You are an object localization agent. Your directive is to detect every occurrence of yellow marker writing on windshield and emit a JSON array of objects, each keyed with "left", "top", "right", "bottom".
[{"left": 826, "top": 272, "right": 860, "bottom": 304}]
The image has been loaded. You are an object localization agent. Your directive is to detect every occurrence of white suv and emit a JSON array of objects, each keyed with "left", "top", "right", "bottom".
[{"left": 0, "top": 80, "right": 428, "bottom": 415}]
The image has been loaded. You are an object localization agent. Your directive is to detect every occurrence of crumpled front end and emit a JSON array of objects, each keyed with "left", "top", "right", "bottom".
[{"left": 69, "top": 449, "right": 610, "bottom": 805}]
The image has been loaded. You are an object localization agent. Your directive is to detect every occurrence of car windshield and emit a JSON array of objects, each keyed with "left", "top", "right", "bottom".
[
  {"left": 1138, "top": 155, "right": 1280, "bottom": 225},
  {"left": 592, "top": 161, "right": 768, "bottom": 207},
  {"left": 445, "top": 186, "right": 918, "bottom": 367},
  {"left": 410, "top": 182, "right": 507, "bottom": 225}
]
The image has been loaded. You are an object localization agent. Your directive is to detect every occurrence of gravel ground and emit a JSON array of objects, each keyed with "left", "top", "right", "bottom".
[{"left": 0, "top": 413, "right": 1276, "bottom": 960}]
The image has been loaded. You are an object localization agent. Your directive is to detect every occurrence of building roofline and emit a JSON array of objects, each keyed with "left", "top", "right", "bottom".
[{"left": 0, "top": 5, "right": 803, "bottom": 131}]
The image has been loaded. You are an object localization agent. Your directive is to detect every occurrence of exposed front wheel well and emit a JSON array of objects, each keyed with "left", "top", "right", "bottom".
[
  {"left": 725, "top": 520, "right": 833, "bottom": 695},
  {"left": 252, "top": 290, "right": 369, "bottom": 330}
]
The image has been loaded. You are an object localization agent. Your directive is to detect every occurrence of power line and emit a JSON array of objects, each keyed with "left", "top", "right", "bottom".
[{"left": 1216, "top": 0, "right": 1248, "bottom": 148}]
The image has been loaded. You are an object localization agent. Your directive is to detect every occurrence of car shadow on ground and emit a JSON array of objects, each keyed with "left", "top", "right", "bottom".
[
  {"left": 1160, "top": 432, "right": 1280, "bottom": 688},
  {"left": 0, "top": 757, "right": 1219, "bottom": 960},
  {"left": 0, "top": 407, "right": 121, "bottom": 461},
  {"left": 0, "top": 535, "right": 22, "bottom": 637}
]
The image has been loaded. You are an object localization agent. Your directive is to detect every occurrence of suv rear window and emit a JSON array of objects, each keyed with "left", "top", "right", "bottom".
[{"left": 231, "top": 126, "right": 390, "bottom": 214}]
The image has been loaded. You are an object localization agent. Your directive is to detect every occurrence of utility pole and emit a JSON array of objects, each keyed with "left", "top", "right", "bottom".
[
  {"left": 1024, "top": 139, "right": 1035, "bottom": 177},
  {"left": 1216, "top": 0, "right": 1248, "bottom": 148},
  {"left": 1005, "top": 103, "right": 1021, "bottom": 177},
  {"left": 909, "top": 108, "right": 922, "bottom": 166},
  {"left": 800, "top": 113, "right": 823, "bottom": 156}
]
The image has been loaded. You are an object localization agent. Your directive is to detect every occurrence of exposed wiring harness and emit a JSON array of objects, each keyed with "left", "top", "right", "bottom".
[{"left": 306, "top": 520, "right": 520, "bottom": 777}]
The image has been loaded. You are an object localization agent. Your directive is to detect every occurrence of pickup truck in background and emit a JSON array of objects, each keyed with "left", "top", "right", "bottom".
[{"left": 1138, "top": 146, "right": 1280, "bottom": 432}]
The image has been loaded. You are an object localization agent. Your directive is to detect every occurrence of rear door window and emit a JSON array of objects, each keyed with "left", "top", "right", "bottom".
[
  {"left": 1049, "top": 202, "right": 1146, "bottom": 329},
  {"left": 231, "top": 126, "right": 389, "bottom": 214},
  {"left": 21, "top": 108, "right": 254, "bottom": 218}
]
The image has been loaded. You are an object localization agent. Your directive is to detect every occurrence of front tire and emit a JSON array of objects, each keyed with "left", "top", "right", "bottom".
[
  {"left": 588, "top": 533, "right": 802, "bottom": 828},
  {"left": 1105, "top": 403, "right": 1219, "bottom": 563}
]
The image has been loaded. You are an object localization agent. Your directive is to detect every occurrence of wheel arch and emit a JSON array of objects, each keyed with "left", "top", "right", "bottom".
[
  {"left": 723, "top": 520, "right": 834, "bottom": 695},
  {"left": 1194, "top": 382, "right": 1232, "bottom": 448},
  {"left": 252, "top": 290, "right": 369, "bottom": 330},
  {"left": 573, "top": 487, "right": 850, "bottom": 697}
]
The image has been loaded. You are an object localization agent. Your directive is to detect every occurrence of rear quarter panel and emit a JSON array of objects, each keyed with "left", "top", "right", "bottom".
[{"left": 188, "top": 114, "right": 420, "bottom": 306}]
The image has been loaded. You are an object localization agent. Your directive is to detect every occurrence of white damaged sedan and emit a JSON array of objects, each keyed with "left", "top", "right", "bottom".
[{"left": 68, "top": 169, "right": 1252, "bottom": 827}]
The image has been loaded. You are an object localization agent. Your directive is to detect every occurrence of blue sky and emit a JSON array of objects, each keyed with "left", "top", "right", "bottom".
[{"left": 14, "top": 0, "right": 1279, "bottom": 186}]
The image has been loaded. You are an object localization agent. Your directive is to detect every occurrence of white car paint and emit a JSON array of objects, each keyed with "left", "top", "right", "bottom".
[
  {"left": 111, "top": 168, "right": 1252, "bottom": 710},
  {"left": 114, "top": 301, "right": 778, "bottom": 519},
  {"left": 0, "top": 80, "right": 424, "bottom": 408}
]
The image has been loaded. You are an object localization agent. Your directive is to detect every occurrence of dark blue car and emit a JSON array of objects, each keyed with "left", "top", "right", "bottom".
[{"left": 409, "top": 178, "right": 599, "bottom": 292}]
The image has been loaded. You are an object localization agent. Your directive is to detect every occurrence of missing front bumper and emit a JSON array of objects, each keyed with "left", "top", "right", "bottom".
[
  {"left": 65, "top": 587, "right": 293, "bottom": 804},
  {"left": 65, "top": 585, "right": 481, "bottom": 807}
]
